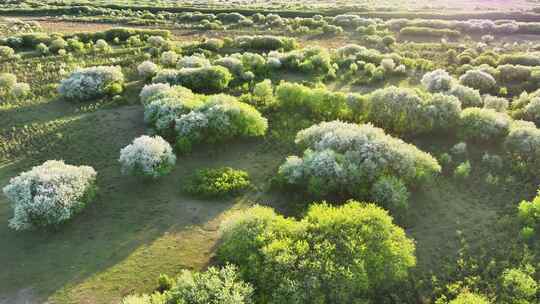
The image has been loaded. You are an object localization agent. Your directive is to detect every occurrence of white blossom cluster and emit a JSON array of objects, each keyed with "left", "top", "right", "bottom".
[
  {"left": 214, "top": 56, "right": 244, "bottom": 76},
  {"left": 58, "top": 66, "right": 124, "bottom": 101},
  {"left": 176, "top": 55, "right": 211, "bottom": 69},
  {"left": 137, "top": 61, "right": 159, "bottom": 79},
  {"left": 483, "top": 95, "right": 509, "bottom": 112},
  {"left": 160, "top": 51, "right": 179, "bottom": 67},
  {"left": 142, "top": 85, "right": 203, "bottom": 135},
  {"left": 278, "top": 121, "right": 440, "bottom": 196},
  {"left": 3, "top": 160, "right": 97, "bottom": 230},
  {"left": 119, "top": 135, "right": 176, "bottom": 178},
  {"left": 139, "top": 83, "right": 171, "bottom": 104},
  {"left": 174, "top": 94, "right": 268, "bottom": 144},
  {"left": 421, "top": 69, "right": 454, "bottom": 93},
  {"left": 459, "top": 69, "right": 496, "bottom": 93}
]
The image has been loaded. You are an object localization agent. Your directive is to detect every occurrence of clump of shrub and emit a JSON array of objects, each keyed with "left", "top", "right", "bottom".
[
  {"left": 449, "top": 291, "right": 489, "bottom": 304},
  {"left": 176, "top": 55, "right": 210, "bottom": 69},
  {"left": 218, "top": 201, "right": 416, "bottom": 303},
  {"left": 58, "top": 66, "right": 124, "bottom": 101},
  {"left": 500, "top": 267, "right": 538, "bottom": 303},
  {"left": 458, "top": 108, "right": 511, "bottom": 143},
  {"left": 278, "top": 121, "right": 440, "bottom": 200},
  {"left": 185, "top": 167, "right": 250, "bottom": 197},
  {"left": 142, "top": 84, "right": 204, "bottom": 137},
  {"left": 232, "top": 35, "right": 297, "bottom": 51},
  {"left": 3, "top": 160, "right": 97, "bottom": 231},
  {"left": 483, "top": 95, "right": 509, "bottom": 112},
  {"left": 137, "top": 61, "right": 159, "bottom": 80},
  {"left": 175, "top": 94, "right": 267, "bottom": 153},
  {"left": 119, "top": 135, "right": 176, "bottom": 178},
  {"left": 421, "top": 69, "right": 453, "bottom": 93},
  {"left": 122, "top": 265, "right": 253, "bottom": 304},
  {"left": 459, "top": 69, "right": 496, "bottom": 93},
  {"left": 153, "top": 66, "right": 232, "bottom": 94},
  {"left": 448, "top": 84, "right": 483, "bottom": 108},
  {"left": 275, "top": 82, "right": 350, "bottom": 121},
  {"left": 504, "top": 122, "right": 540, "bottom": 173}
]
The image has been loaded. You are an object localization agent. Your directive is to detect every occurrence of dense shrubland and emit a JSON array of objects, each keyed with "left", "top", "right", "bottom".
[{"left": 5, "top": 8, "right": 540, "bottom": 304}]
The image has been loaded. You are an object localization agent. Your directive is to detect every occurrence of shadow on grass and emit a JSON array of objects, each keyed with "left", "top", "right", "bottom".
[{"left": 0, "top": 105, "right": 283, "bottom": 303}]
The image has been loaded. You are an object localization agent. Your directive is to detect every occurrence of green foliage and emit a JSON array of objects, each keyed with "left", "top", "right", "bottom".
[
  {"left": 275, "top": 81, "right": 351, "bottom": 121},
  {"left": 154, "top": 66, "right": 232, "bottom": 94},
  {"left": 185, "top": 167, "right": 250, "bottom": 198},
  {"left": 500, "top": 267, "right": 538, "bottom": 304},
  {"left": 449, "top": 291, "right": 489, "bottom": 304},
  {"left": 458, "top": 108, "right": 511, "bottom": 143},
  {"left": 400, "top": 26, "right": 461, "bottom": 38},
  {"left": 372, "top": 176, "right": 410, "bottom": 212},
  {"left": 218, "top": 201, "right": 416, "bottom": 303},
  {"left": 454, "top": 161, "right": 471, "bottom": 180}
]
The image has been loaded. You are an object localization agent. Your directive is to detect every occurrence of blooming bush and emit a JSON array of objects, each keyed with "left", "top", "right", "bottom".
[
  {"left": 176, "top": 55, "right": 210, "bottom": 69},
  {"left": 367, "top": 86, "right": 429, "bottom": 135},
  {"left": 218, "top": 201, "right": 416, "bottom": 303},
  {"left": 0, "top": 73, "right": 17, "bottom": 91},
  {"left": 459, "top": 69, "right": 496, "bottom": 93},
  {"left": 459, "top": 108, "right": 511, "bottom": 143},
  {"left": 119, "top": 135, "right": 176, "bottom": 178},
  {"left": 372, "top": 176, "right": 410, "bottom": 212},
  {"left": 448, "top": 84, "right": 483, "bottom": 108},
  {"left": 421, "top": 69, "right": 453, "bottom": 93},
  {"left": 58, "top": 66, "right": 124, "bottom": 101},
  {"left": 153, "top": 66, "right": 232, "bottom": 94},
  {"left": 143, "top": 85, "right": 204, "bottom": 137},
  {"left": 0, "top": 46, "right": 15, "bottom": 59},
  {"left": 275, "top": 82, "right": 351, "bottom": 121},
  {"left": 278, "top": 121, "right": 440, "bottom": 198},
  {"left": 139, "top": 83, "right": 171, "bottom": 104},
  {"left": 137, "top": 61, "right": 159, "bottom": 80},
  {"left": 175, "top": 94, "right": 267, "bottom": 152},
  {"left": 504, "top": 122, "right": 540, "bottom": 173},
  {"left": 424, "top": 93, "right": 462, "bottom": 132},
  {"left": 483, "top": 95, "right": 509, "bottom": 112},
  {"left": 160, "top": 51, "right": 178, "bottom": 67},
  {"left": 3, "top": 160, "right": 97, "bottom": 231},
  {"left": 522, "top": 97, "right": 540, "bottom": 125},
  {"left": 10, "top": 82, "right": 31, "bottom": 99},
  {"left": 184, "top": 167, "right": 250, "bottom": 197}
]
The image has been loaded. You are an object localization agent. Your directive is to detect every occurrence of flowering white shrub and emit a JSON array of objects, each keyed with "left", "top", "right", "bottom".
[
  {"left": 175, "top": 94, "right": 268, "bottom": 152},
  {"left": 267, "top": 57, "right": 282, "bottom": 69},
  {"left": 137, "top": 61, "right": 159, "bottom": 79},
  {"left": 176, "top": 55, "right": 210, "bottom": 69},
  {"left": 0, "top": 46, "right": 15, "bottom": 59},
  {"left": 119, "top": 135, "right": 176, "bottom": 178},
  {"left": 143, "top": 85, "right": 204, "bottom": 136},
  {"left": 139, "top": 83, "right": 171, "bottom": 104},
  {"left": 448, "top": 84, "right": 483, "bottom": 108},
  {"left": 58, "top": 66, "right": 124, "bottom": 101},
  {"left": 10, "top": 82, "right": 30, "bottom": 99},
  {"left": 523, "top": 97, "right": 540, "bottom": 125},
  {"left": 367, "top": 86, "right": 429, "bottom": 135},
  {"left": 459, "top": 108, "right": 511, "bottom": 143},
  {"left": 0, "top": 72, "right": 17, "bottom": 91},
  {"left": 148, "top": 35, "right": 167, "bottom": 48},
  {"left": 278, "top": 121, "right": 440, "bottom": 198},
  {"left": 3, "top": 160, "right": 97, "bottom": 231},
  {"left": 424, "top": 93, "right": 462, "bottom": 131},
  {"left": 459, "top": 69, "right": 496, "bottom": 93},
  {"left": 160, "top": 51, "right": 178, "bottom": 67},
  {"left": 214, "top": 56, "right": 244, "bottom": 76},
  {"left": 421, "top": 69, "right": 453, "bottom": 93},
  {"left": 483, "top": 95, "right": 509, "bottom": 112}
]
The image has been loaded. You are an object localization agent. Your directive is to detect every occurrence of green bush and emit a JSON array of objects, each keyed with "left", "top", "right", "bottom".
[
  {"left": 400, "top": 26, "right": 461, "bottom": 38},
  {"left": 218, "top": 201, "right": 416, "bottom": 303},
  {"left": 372, "top": 176, "right": 410, "bottom": 212},
  {"left": 153, "top": 66, "right": 232, "bottom": 94},
  {"left": 454, "top": 161, "right": 471, "bottom": 180},
  {"left": 275, "top": 81, "right": 351, "bottom": 121},
  {"left": 458, "top": 108, "right": 511, "bottom": 143},
  {"left": 185, "top": 167, "right": 250, "bottom": 198}
]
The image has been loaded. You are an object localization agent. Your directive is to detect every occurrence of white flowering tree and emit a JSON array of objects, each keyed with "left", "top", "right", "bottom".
[
  {"left": 119, "top": 135, "right": 176, "bottom": 178},
  {"left": 3, "top": 160, "right": 97, "bottom": 231},
  {"left": 58, "top": 66, "right": 124, "bottom": 101},
  {"left": 175, "top": 94, "right": 268, "bottom": 153},
  {"left": 278, "top": 121, "right": 440, "bottom": 199}
]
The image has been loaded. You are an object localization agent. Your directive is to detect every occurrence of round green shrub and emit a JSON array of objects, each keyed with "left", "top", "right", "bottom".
[
  {"left": 218, "top": 201, "right": 416, "bottom": 303},
  {"left": 458, "top": 108, "right": 511, "bottom": 143},
  {"left": 185, "top": 167, "right": 250, "bottom": 197}
]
